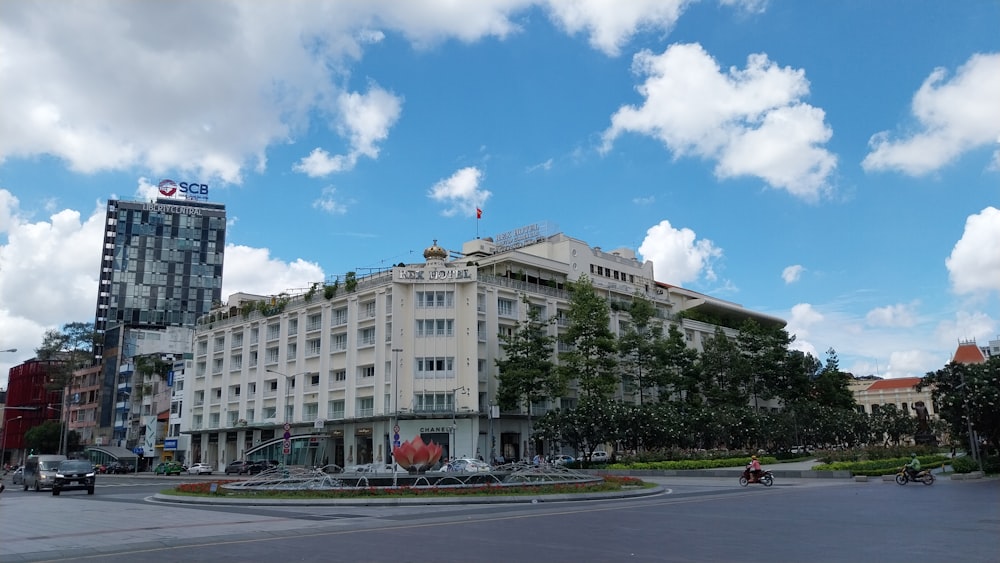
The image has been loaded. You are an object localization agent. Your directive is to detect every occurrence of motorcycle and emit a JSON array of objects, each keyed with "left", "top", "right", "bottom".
[
  {"left": 740, "top": 467, "right": 774, "bottom": 487},
  {"left": 895, "top": 466, "right": 934, "bottom": 486}
]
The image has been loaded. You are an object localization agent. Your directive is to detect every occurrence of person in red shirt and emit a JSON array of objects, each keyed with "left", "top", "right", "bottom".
[{"left": 748, "top": 455, "right": 763, "bottom": 482}]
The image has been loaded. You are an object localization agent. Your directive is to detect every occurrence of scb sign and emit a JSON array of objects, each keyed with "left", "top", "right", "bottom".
[{"left": 158, "top": 179, "right": 209, "bottom": 198}]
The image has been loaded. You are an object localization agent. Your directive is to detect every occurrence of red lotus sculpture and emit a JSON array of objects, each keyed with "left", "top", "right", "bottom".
[{"left": 392, "top": 436, "right": 443, "bottom": 473}]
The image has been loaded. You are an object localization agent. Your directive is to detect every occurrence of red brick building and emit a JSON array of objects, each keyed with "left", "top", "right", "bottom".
[{"left": 2, "top": 359, "right": 64, "bottom": 464}]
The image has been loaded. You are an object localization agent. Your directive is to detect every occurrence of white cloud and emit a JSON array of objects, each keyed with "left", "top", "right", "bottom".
[
  {"left": 545, "top": 0, "right": 688, "bottom": 56},
  {"left": 934, "top": 310, "right": 997, "bottom": 349},
  {"left": 220, "top": 246, "right": 326, "bottom": 300},
  {"left": 428, "top": 167, "right": 492, "bottom": 217},
  {"left": 0, "top": 2, "right": 695, "bottom": 185},
  {"left": 312, "top": 186, "right": 349, "bottom": 215},
  {"left": 294, "top": 148, "right": 353, "bottom": 177},
  {"left": 294, "top": 85, "right": 403, "bottom": 178},
  {"left": 602, "top": 44, "right": 836, "bottom": 200},
  {"left": 863, "top": 52, "right": 1000, "bottom": 175},
  {"left": 637, "top": 219, "right": 722, "bottom": 285},
  {"left": 946, "top": 206, "right": 1000, "bottom": 295},
  {"left": 781, "top": 264, "right": 803, "bottom": 284},
  {"left": 865, "top": 302, "right": 919, "bottom": 328}
]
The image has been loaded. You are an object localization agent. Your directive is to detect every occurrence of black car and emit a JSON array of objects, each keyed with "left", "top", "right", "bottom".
[
  {"left": 224, "top": 460, "right": 252, "bottom": 475},
  {"left": 247, "top": 460, "right": 279, "bottom": 474},
  {"left": 52, "top": 460, "right": 96, "bottom": 495}
]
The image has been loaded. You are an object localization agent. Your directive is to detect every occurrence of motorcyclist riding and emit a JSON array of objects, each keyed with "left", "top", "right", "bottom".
[
  {"left": 748, "top": 455, "right": 763, "bottom": 482},
  {"left": 905, "top": 453, "right": 921, "bottom": 479}
]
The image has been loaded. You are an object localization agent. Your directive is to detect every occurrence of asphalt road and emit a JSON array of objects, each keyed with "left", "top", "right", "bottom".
[{"left": 1, "top": 473, "right": 997, "bottom": 563}]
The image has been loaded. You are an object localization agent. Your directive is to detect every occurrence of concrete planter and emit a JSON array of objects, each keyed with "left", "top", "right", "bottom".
[{"left": 854, "top": 475, "right": 869, "bottom": 482}]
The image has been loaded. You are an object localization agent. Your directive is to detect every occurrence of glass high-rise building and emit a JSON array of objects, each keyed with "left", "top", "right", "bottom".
[{"left": 93, "top": 198, "right": 226, "bottom": 360}]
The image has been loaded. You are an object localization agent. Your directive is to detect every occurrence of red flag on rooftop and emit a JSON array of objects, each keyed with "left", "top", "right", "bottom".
[{"left": 476, "top": 207, "right": 482, "bottom": 219}]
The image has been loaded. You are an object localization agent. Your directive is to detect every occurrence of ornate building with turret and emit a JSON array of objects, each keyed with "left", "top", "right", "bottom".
[{"left": 180, "top": 226, "right": 784, "bottom": 470}]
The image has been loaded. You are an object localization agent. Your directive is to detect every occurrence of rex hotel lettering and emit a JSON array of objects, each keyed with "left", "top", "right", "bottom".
[{"left": 396, "top": 269, "right": 471, "bottom": 281}]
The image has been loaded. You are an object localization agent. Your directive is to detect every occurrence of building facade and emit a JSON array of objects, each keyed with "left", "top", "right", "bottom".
[
  {"left": 82, "top": 195, "right": 225, "bottom": 457},
  {"left": 184, "top": 227, "right": 784, "bottom": 471},
  {"left": 93, "top": 197, "right": 226, "bottom": 361},
  {"left": 1, "top": 359, "right": 63, "bottom": 466}
]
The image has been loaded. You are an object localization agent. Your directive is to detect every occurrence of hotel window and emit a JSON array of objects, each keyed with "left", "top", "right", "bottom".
[
  {"left": 415, "top": 393, "right": 453, "bottom": 412},
  {"left": 303, "top": 403, "right": 319, "bottom": 421},
  {"left": 310, "top": 373, "right": 320, "bottom": 387},
  {"left": 248, "top": 350, "right": 258, "bottom": 368},
  {"left": 265, "top": 346, "right": 279, "bottom": 364},
  {"left": 288, "top": 318, "right": 298, "bottom": 336},
  {"left": 232, "top": 332, "right": 243, "bottom": 348},
  {"left": 357, "top": 397, "right": 374, "bottom": 417},
  {"left": 414, "top": 357, "right": 454, "bottom": 379},
  {"left": 307, "top": 313, "right": 322, "bottom": 332},
  {"left": 329, "top": 399, "right": 345, "bottom": 419},
  {"left": 416, "top": 291, "right": 453, "bottom": 308},
  {"left": 212, "top": 357, "right": 223, "bottom": 374},
  {"left": 229, "top": 354, "right": 242, "bottom": 371},
  {"left": 267, "top": 323, "right": 280, "bottom": 340},
  {"left": 332, "top": 307, "right": 348, "bottom": 326},
  {"left": 498, "top": 298, "right": 515, "bottom": 317},
  {"left": 416, "top": 319, "right": 454, "bottom": 337},
  {"left": 358, "top": 365, "right": 375, "bottom": 379},
  {"left": 263, "top": 406, "right": 277, "bottom": 419},
  {"left": 359, "top": 327, "right": 376, "bottom": 346},
  {"left": 250, "top": 327, "right": 259, "bottom": 344},
  {"left": 332, "top": 333, "right": 348, "bottom": 351},
  {"left": 286, "top": 342, "right": 297, "bottom": 360},
  {"left": 363, "top": 300, "right": 377, "bottom": 318},
  {"left": 306, "top": 338, "right": 321, "bottom": 357},
  {"left": 214, "top": 335, "right": 225, "bottom": 350},
  {"left": 331, "top": 370, "right": 347, "bottom": 382}
]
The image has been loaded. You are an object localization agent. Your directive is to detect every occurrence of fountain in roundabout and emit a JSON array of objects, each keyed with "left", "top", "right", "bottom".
[{"left": 221, "top": 436, "right": 604, "bottom": 494}]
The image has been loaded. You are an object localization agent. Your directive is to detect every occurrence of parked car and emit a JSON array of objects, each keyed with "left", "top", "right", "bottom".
[
  {"left": 52, "top": 459, "right": 96, "bottom": 496},
  {"left": 11, "top": 466, "right": 24, "bottom": 485},
  {"left": 248, "top": 460, "right": 279, "bottom": 474},
  {"left": 154, "top": 461, "right": 184, "bottom": 475},
  {"left": 105, "top": 462, "right": 133, "bottom": 474},
  {"left": 187, "top": 463, "right": 213, "bottom": 475},
  {"left": 438, "top": 458, "right": 491, "bottom": 472},
  {"left": 550, "top": 455, "right": 575, "bottom": 465},
  {"left": 589, "top": 451, "right": 609, "bottom": 462},
  {"left": 224, "top": 460, "right": 252, "bottom": 475}
]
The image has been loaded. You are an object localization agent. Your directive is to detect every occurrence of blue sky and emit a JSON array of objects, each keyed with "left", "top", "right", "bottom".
[{"left": 1, "top": 1, "right": 998, "bottom": 389}]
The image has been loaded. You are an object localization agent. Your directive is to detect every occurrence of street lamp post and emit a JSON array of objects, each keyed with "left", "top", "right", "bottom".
[
  {"left": 391, "top": 348, "right": 402, "bottom": 487},
  {"left": 450, "top": 386, "right": 469, "bottom": 460},
  {"left": 1, "top": 416, "right": 24, "bottom": 468}
]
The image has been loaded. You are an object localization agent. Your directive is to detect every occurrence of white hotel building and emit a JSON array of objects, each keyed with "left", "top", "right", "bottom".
[{"left": 183, "top": 226, "right": 784, "bottom": 470}]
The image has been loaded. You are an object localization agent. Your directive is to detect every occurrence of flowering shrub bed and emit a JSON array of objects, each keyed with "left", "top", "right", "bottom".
[
  {"left": 606, "top": 456, "right": 776, "bottom": 471},
  {"left": 812, "top": 455, "right": 949, "bottom": 476},
  {"left": 165, "top": 474, "right": 651, "bottom": 499},
  {"left": 174, "top": 480, "right": 241, "bottom": 495}
]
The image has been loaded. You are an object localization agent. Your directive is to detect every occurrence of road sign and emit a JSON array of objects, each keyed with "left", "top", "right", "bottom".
[
  {"left": 283, "top": 422, "right": 291, "bottom": 431},
  {"left": 393, "top": 441, "right": 401, "bottom": 448},
  {"left": 132, "top": 447, "right": 144, "bottom": 456},
  {"left": 393, "top": 424, "right": 400, "bottom": 433},
  {"left": 282, "top": 439, "right": 291, "bottom": 455}
]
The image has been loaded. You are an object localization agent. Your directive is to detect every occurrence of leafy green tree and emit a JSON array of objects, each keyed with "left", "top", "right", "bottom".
[
  {"left": 735, "top": 320, "right": 793, "bottom": 411},
  {"left": 495, "top": 296, "right": 563, "bottom": 449},
  {"left": 810, "top": 349, "right": 857, "bottom": 410},
  {"left": 697, "top": 326, "right": 746, "bottom": 407},
  {"left": 659, "top": 324, "right": 701, "bottom": 405},
  {"left": 560, "top": 396, "right": 622, "bottom": 461},
  {"left": 617, "top": 295, "right": 664, "bottom": 404},
  {"left": 558, "top": 276, "right": 619, "bottom": 399},
  {"left": 920, "top": 358, "right": 1000, "bottom": 454},
  {"left": 24, "top": 420, "right": 80, "bottom": 455},
  {"left": 35, "top": 321, "right": 97, "bottom": 390}
]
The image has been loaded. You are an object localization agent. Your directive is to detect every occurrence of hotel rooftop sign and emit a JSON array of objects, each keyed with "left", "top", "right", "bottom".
[{"left": 493, "top": 222, "right": 550, "bottom": 253}]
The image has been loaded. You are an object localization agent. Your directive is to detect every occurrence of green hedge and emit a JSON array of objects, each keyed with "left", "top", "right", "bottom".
[
  {"left": 606, "top": 456, "right": 777, "bottom": 471},
  {"left": 813, "top": 454, "right": 949, "bottom": 476}
]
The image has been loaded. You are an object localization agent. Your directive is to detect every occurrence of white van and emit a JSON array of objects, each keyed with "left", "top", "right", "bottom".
[{"left": 22, "top": 454, "right": 68, "bottom": 491}]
